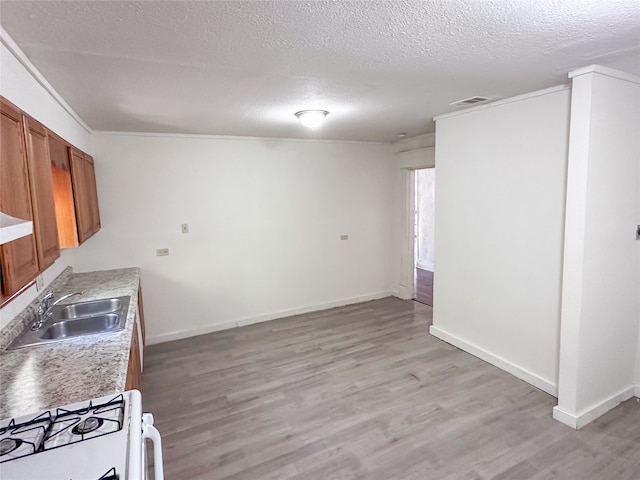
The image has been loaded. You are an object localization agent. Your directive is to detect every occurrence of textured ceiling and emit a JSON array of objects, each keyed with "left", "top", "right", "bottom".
[{"left": 1, "top": 0, "right": 639, "bottom": 142}]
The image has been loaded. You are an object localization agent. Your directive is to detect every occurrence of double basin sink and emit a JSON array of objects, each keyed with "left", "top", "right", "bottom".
[{"left": 8, "top": 296, "right": 130, "bottom": 350}]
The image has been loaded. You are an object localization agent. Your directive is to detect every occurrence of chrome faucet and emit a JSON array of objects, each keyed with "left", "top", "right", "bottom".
[
  {"left": 52, "top": 291, "right": 85, "bottom": 306},
  {"left": 31, "top": 291, "right": 84, "bottom": 330},
  {"left": 33, "top": 292, "right": 54, "bottom": 330}
]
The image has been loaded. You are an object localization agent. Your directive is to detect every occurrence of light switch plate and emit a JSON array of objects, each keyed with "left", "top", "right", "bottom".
[
  {"left": 340, "top": 235, "right": 349, "bottom": 240},
  {"left": 636, "top": 225, "right": 640, "bottom": 240},
  {"left": 181, "top": 223, "right": 189, "bottom": 234},
  {"left": 156, "top": 248, "right": 169, "bottom": 256}
]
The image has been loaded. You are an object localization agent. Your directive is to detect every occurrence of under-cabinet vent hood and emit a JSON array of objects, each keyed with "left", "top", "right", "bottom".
[{"left": 0, "top": 212, "right": 33, "bottom": 245}]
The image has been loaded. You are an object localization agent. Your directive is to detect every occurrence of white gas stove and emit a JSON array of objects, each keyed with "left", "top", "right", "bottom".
[{"left": 0, "top": 390, "right": 163, "bottom": 480}]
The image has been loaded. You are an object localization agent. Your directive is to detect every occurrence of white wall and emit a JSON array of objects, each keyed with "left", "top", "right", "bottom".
[
  {"left": 67, "top": 134, "right": 393, "bottom": 343},
  {"left": 0, "top": 36, "right": 92, "bottom": 328},
  {"left": 637, "top": 113, "right": 640, "bottom": 393},
  {"left": 429, "top": 86, "right": 571, "bottom": 395},
  {"left": 555, "top": 67, "right": 640, "bottom": 428}
]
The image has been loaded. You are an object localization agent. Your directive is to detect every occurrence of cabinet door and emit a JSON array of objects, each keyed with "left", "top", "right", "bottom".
[
  {"left": 0, "top": 100, "right": 39, "bottom": 298},
  {"left": 23, "top": 115, "right": 60, "bottom": 270},
  {"left": 49, "top": 133, "right": 79, "bottom": 248},
  {"left": 135, "top": 310, "right": 144, "bottom": 372},
  {"left": 138, "top": 284, "right": 146, "bottom": 346},
  {"left": 69, "top": 148, "right": 92, "bottom": 243},
  {"left": 84, "top": 154, "right": 101, "bottom": 234},
  {"left": 125, "top": 320, "right": 143, "bottom": 392}
]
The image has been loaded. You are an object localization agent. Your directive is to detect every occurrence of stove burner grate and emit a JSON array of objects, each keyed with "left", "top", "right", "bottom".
[
  {"left": 72, "top": 417, "right": 104, "bottom": 435},
  {"left": 0, "top": 393, "right": 125, "bottom": 463},
  {"left": 44, "top": 393, "right": 125, "bottom": 451},
  {"left": 98, "top": 467, "right": 119, "bottom": 480},
  {"left": 0, "top": 411, "right": 52, "bottom": 463},
  {"left": 0, "top": 438, "right": 22, "bottom": 456}
]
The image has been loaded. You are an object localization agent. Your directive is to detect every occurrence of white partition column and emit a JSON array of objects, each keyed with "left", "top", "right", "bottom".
[{"left": 554, "top": 66, "right": 640, "bottom": 429}]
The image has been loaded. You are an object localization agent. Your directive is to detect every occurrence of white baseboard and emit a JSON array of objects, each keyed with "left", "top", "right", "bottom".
[
  {"left": 146, "top": 290, "right": 392, "bottom": 345},
  {"left": 551, "top": 406, "right": 577, "bottom": 429},
  {"left": 553, "top": 385, "right": 636, "bottom": 429},
  {"left": 429, "top": 325, "right": 557, "bottom": 397},
  {"left": 390, "top": 288, "right": 413, "bottom": 301}
]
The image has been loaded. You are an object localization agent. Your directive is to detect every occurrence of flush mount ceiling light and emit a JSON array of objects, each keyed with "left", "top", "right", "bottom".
[{"left": 294, "top": 110, "right": 329, "bottom": 129}]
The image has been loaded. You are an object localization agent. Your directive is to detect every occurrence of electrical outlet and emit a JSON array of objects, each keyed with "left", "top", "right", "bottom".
[
  {"left": 340, "top": 235, "right": 349, "bottom": 240},
  {"left": 35, "top": 274, "right": 45, "bottom": 291},
  {"left": 156, "top": 248, "right": 169, "bottom": 256},
  {"left": 181, "top": 223, "right": 189, "bottom": 234}
]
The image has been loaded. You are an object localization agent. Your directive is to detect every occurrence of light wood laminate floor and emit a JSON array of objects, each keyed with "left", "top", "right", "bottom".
[{"left": 143, "top": 298, "right": 640, "bottom": 479}]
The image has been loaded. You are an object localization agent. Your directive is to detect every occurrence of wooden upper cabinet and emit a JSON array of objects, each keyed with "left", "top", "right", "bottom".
[
  {"left": 0, "top": 99, "right": 39, "bottom": 298},
  {"left": 69, "top": 149, "right": 101, "bottom": 244},
  {"left": 23, "top": 115, "right": 60, "bottom": 270},
  {"left": 0, "top": 95, "right": 103, "bottom": 304},
  {"left": 85, "top": 154, "right": 101, "bottom": 234},
  {"left": 49, "top": 133, "right": 79, "bottom": 248},
  {"left": 70, "top": 148, "right": 92, "bottom": 243}
]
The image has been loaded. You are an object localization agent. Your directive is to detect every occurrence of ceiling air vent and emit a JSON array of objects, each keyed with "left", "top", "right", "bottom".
[{"left": 450, "top": 96, "right": 493, "bottom": 107}]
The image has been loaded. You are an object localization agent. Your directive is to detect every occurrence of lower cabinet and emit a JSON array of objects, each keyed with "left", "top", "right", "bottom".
[
  {"left": 125, "top": 285, "right": 146, "bottom": 391},
  {"left": 125, "top": 318, "right": 142, "bottom": 391}
]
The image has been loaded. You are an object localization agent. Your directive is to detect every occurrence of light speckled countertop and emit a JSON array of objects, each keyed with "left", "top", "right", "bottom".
[{"left": 0, "top": 267, "right": 140, "bottom": 419}]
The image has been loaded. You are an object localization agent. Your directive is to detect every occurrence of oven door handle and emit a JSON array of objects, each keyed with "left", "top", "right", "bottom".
[{"left": 142, "top": 413, "right": 164, "bottom": 480}]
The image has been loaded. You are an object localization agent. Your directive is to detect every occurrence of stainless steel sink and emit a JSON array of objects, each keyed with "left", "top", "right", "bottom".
[
  {"left": 40, "top": 314, "right": 122, "bottom": 340},
  {"left": 50, "top": 298, "right": 124, "bottom": 320},
  {"left": 7, "top": 296, "right": 130, "bottom": 350}
]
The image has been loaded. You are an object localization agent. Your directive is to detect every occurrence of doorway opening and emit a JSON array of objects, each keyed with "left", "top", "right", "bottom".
[{"left": 414, "top": 168, "right": 435, "bottom": 306}]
